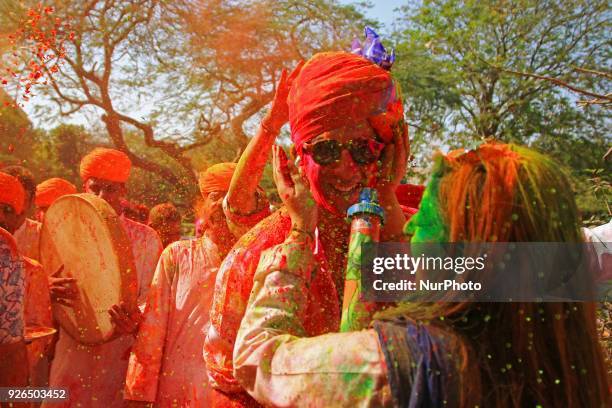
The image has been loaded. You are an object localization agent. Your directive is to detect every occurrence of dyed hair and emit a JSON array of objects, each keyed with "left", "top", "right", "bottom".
[
  {"left": 381, "top": 142, "right": 609, "bottom": 407},
  {"left": 148, "top": 203, "right": 181, "bottom": 228}
]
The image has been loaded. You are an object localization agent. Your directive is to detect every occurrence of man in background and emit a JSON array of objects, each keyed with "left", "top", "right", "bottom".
[
  {"left": 34, "top": 177, "right": 77, "bottom": 222},
  {"left": 148, "top": 203, "right": 182, "bottom": 248},
  {"left": 45, "top": 147, "right": 163, "bottom": 408}
]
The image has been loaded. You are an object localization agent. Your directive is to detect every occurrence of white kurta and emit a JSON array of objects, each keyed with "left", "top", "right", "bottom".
[
  {"left": 44, "top": 216, "right": 162, "bottom": 408},
  {"left": 125, "top": 236, "right": 221, "bottom": 407}
]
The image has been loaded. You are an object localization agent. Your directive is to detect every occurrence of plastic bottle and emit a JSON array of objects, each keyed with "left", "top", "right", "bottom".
[{"left": 340, "top": 188, "right": 385, "bottom": 332}]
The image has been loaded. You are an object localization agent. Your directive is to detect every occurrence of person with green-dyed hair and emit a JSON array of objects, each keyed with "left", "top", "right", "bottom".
[{"left": 233, "top": 142, "right": 609, "bottom": 407}]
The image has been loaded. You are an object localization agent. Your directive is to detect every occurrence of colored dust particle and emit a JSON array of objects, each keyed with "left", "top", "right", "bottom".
[
  {"left": 342, "top": 372, "right": 374, "bottom": 398},
  {"left": 0, "top": 5, "right": 72, "bottom": 106}
]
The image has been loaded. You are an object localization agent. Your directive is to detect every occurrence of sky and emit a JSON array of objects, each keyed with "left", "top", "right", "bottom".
[{"left": 342, "top": 0, "right": 406, "bottom": 31}]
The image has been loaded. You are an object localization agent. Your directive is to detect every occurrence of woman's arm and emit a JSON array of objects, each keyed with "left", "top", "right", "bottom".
[{"left": 233, "top": 232, "right": 391, "bottom": 407}]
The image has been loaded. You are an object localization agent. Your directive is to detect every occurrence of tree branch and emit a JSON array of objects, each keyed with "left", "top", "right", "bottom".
[{"left": 500, "top": 68, "right": 611, "bottom": 101}]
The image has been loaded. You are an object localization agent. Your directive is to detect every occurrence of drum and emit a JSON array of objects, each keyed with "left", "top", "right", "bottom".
[{"left": 39, "top": 194, "right": 137, "bottom": 344}]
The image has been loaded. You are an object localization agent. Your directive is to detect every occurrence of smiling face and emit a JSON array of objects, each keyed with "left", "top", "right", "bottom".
[
  {"left": 83, "top": 177, "right": 126, "bottom": 215},
  {"left": 299, "top": 119, "right": 380, "bottom": 216}
]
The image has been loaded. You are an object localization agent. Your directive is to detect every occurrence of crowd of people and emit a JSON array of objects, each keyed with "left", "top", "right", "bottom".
[{"left": 0, "top": 44, "right": 609, "bottom": 408}]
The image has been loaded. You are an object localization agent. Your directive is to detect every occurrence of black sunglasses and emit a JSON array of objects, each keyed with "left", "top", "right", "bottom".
[{"left": 302, "top": 139, "right": 385, "bottom": 166}]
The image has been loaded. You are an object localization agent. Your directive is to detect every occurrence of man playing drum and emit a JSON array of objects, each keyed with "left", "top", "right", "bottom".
[
  {"left": 45, "top": 147, "right": 163, "bottom": 408},
  {"left": 34, "top": 177, "right": 78, "bottom": 223}
]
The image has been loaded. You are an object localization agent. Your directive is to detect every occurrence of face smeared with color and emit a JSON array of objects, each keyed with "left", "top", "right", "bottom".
[
  {"left": 83, "top": 177, "right": 126, "bottom": 215},
  {"left": 405, "top": 160, "right": 448, "bottom": 244},
  {"left": 201, "top": 191, "right": 233, "bottom": 246},
  {"left": 299, "top": 120, "right": 380, "bottom": 216}
]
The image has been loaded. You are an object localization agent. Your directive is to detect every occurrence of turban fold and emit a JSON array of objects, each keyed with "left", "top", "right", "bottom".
[
  {"left": 198, "top": 163, "right": 237, "bottom": 196},
  {"left": 0, "top": 172, "right": 26, "bottom": 214},
  {"left": 80, "top": 148, "right": 132, "bottom": 183},
  {"left": 288, "top": 51, "right": 405, "bottom": 152},
  {"left": 35, "top": 178, "right": 77, "bottom": 207}
]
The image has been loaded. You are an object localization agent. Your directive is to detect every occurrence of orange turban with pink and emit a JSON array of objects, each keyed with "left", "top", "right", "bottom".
[
  {"left": 0, "top": 172, "right": 26, "bottom": 214},
  {"left": 35, "top": 178, "right": 77, "bottom": 208},
  {"left": 287, "top": 51, "right": 405, "bottom": 152},
  {"left": 80, "top": 148, "right": 132, "bottom": 183},
  {"left": 198, "top": 163, "right": 237, "bottom": 196}
]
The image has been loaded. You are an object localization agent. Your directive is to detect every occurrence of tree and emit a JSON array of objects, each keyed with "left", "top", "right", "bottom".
[
  {"left": 392, "top": 0, "right": 610, "bottom": 218},
  {"left": 3, "top": 0, "right": 372, "bottom": 201},
  {"left": 46, "top": 124, "right": 100, "bottom": 181},
  {"left": 0, "top": 88, "right": 35, "bottom": 164},
  {"left": 393, "top": 0, "right": 609, "bottom": 141},
  {"left": 176, "top": 0, "right": 373, "bottom": 146}
]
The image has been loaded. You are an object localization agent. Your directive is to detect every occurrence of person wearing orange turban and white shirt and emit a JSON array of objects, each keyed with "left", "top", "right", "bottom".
[
  {"left": 124, "top": 160, "right": 273, "bottom": 407},
  {"left": 124, "top": 64, "right": 303, "bottom": 407},
  {"left": 1, "top": 166, "right": 54, "bottom": 389},
  {"left": 34, "top": 177, "right": 77, "bottom": 222},
  {"left": 45, "top": 147, "right": 163, "bottom": 408}
]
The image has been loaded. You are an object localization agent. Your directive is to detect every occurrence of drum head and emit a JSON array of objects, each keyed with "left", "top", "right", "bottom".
[{"left": 39, "top": 194, "right": 137, "bottom": 344}]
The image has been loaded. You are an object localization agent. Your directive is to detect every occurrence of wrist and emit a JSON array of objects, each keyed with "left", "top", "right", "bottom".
[
  {"left": 378, "top": 185, "right": 399, "bottom": 203},
  {"left": 261, "top": 116, "right": 282, "bottom": 135},
  {"left": 291, "top": 218, "right": 317, "bottom": 234},
  {"left": 288, "top": 225, "right": 316, "bottom": 251}
]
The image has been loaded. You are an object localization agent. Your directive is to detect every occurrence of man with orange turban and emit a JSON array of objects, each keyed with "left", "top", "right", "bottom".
[
  {"left": 10, "top": 172, "right": 77, "bottom": 387},
  {"left": 198, "top": 162, "right": 270, "bottom": 245},
  {"left": 4, "top": 165, "right": 42, "bottom": 261},
  {"left": 124, "top": 162, "right": 270, "bottom": 407},
  {"left": 45, "top": 147, "right": 163, "bottom": 408},
  {"left": 0, "top": 171, "right": 26, "bottom": 222},
  {"left": 1, "top": 166, "right": 54, "bottom": 387},
  {"left": 34, "top": 177, "right": 77, "bottom": 222},
  {"left": 204, "top": 48, "right": 410, "bottom": 406}
]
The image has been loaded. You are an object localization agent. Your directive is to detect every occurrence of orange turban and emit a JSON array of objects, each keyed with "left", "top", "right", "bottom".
[
  {"left": 35, "top": 178, "right": 77, "bottom": 207},
  {"left": 80, "top": 148, "right": 132, "bottom": 183},
  {"left": 198, "top": 163, "right": 236, "bottom": 196},
  {"left": 288, "top": 51, "right": 405, "bottom": 152},
  {"left": 0, "top": 172, "right": 26, "bottom": 214}
]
